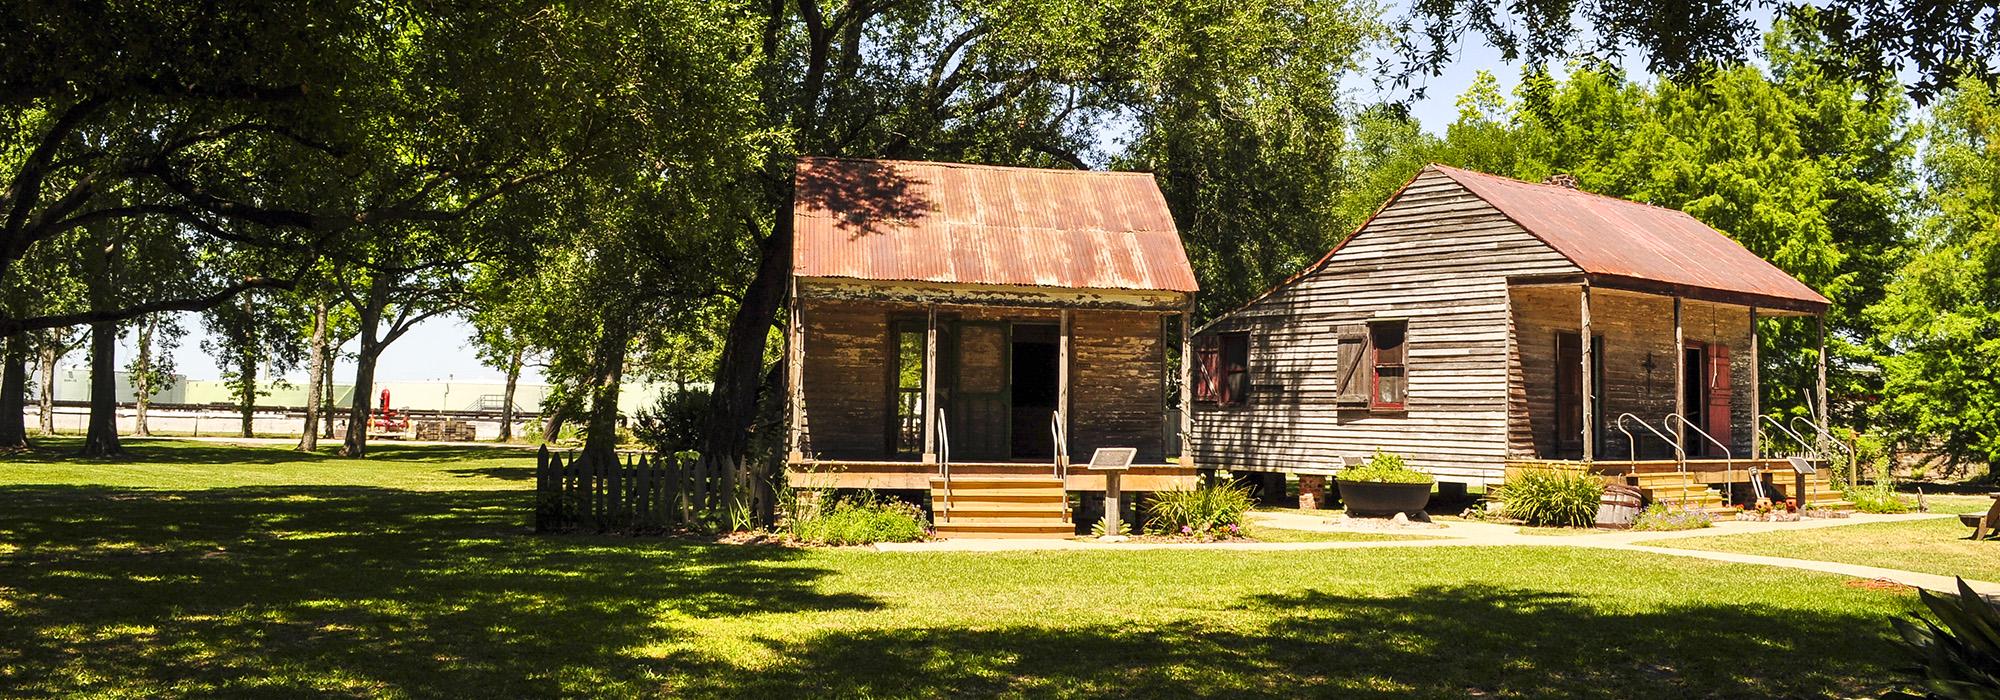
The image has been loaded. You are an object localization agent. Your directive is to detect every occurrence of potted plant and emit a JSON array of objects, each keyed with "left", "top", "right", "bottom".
[{"left": 1335, "top": 450, "right": 1434, "bottom": 517}]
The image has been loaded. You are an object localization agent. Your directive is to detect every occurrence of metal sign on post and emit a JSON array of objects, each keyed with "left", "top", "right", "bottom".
[
  {"left": 1088, "top": 448, "right": 1138, "bottom": 539},
  {"left": 1089, "top": 447, "right": 1137, "bottom": 471}
]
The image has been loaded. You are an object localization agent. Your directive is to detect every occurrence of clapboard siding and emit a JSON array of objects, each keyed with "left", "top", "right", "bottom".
[
  {"left": 1510, "top": 286, "right": 1756, "bottom": 460},
  {"left": 1192, "top": 170, "right": 1579, "bottom": 485}
]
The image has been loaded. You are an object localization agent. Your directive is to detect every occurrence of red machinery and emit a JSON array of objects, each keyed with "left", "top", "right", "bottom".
[{"left": 369, "top": 388, "right": 410, "bottom": 437}]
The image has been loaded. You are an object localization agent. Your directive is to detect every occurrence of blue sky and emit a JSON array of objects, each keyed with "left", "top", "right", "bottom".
[{"left": 136, "top": 25, "right": 1594, "bottom": 386}]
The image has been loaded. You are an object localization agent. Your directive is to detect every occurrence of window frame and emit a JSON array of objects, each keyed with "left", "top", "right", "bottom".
[
  {"left": 1193, "top": 331, "right": 1252, "bottom": 407},
  {"left": 1367, "top": 319, "right": 1408, "bottom": 413}
]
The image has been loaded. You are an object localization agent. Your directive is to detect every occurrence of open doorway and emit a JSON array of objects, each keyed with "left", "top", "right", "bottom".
[
  {"left": 1010, "top": 324, "right": 1060, "bottom": 459},
  {"left": 1683, "top": 342, "right": 1710, "bottom": 455}
]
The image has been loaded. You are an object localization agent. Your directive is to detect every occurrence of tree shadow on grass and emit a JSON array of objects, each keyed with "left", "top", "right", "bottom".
[
  {"left": 5, "top": 438, "right": 533, "bottom": 467},
  {"left": 664, "top": 586, "right": 1907, "bottom": 699},
  {"left": 0, "top": 485, "right": 872, "bottom": 697},
  {"left": 443, "top": 465, "right": 538, "bottom": 481}
]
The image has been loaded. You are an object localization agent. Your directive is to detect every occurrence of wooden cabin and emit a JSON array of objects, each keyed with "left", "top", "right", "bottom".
[
  {"left": 782, "top": 157, "right": 1201, "bottom": 538},
  {"left": 1191, "top": 164, "right": 1846, "bottom": 510}
]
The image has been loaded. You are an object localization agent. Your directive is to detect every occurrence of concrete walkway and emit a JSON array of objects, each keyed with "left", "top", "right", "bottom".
[{"left": 877, "top": 511, "right": 2000, "bottom": 596}]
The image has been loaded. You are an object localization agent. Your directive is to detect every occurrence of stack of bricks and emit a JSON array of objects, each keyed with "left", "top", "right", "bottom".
[{"left": 1297, "top": 474, "right": 1330, "bottom": 510}]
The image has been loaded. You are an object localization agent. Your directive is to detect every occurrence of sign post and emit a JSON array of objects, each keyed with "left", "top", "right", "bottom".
[{"left": 1088, "top": 447, "right": 1137, "bottom": 539}]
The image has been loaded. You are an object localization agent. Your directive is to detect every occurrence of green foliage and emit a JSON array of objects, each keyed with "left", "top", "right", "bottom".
[
  {"left": 1846, "top": 482, "right": 1914, "bottom": 514},
  {"left": 1890, "top": 578, "right": 2000, "bottom": 699},
  {"left": 1869, "top": 77, "right": 2000, "bottom": 472},
  {"left": 1144, "top": 483, "right": 1254, "bottom": 538},
  {"left": 1340, "top": 450, "right": 1432, "bottom": 484},
  {"left": 1499, "top": 468, "right": 1604, "bottom": 528},
  {"left": 1630, "top": 504, "right": 1716, "bottom": 532},
  {"left": 1090, "top": 518, "right": 1132, "bottom": 537},
  {"left": 632, "top": 389, "right": 711, "bottom": 455},
  {"left": 787, "top": 493, "right": 929, "bottom": 546}
]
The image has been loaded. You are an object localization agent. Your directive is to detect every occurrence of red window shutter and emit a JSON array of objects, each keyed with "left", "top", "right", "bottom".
[
  {"left": 1706, "top": 345, "right": 1732, "bottom": 446},
  {"left": 1194, "top": 337, "right": 1222, "bottom": 403}
]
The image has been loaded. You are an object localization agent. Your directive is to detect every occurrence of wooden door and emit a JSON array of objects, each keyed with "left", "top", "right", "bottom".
[
  {"left": 946, "top": 321, "right": 1011, "bottom": 460},
  {"left": 1553, "top": 332, "right": 1604, "bottom": 459}
]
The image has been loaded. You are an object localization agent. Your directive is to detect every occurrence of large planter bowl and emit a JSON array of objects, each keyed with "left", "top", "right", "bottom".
[{"left": 1336, "top": 479, "right": 1433, "bottom": 517}]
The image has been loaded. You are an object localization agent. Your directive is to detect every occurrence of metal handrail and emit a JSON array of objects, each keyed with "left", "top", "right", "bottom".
[
  {"left": 1666, "top": 413, "right": 1735, "bottom": 503},
  {"left": 937, "top": 408, "right": 951, "bottom": 523},
  {"left": 1050, "top": 411, "right": 1068, "bottom": 480},
  {"left": 1759, "top": 415, "right": 1813, "bottom": 455},
  {"left": 1790, "top": 416, "right": 1854, "bottom": 460},
  {"left": 1617, "top": 412, "right": 1689, "bottom": 503},
  {"left": 1050, "top": 410, "right": 1070, "bottom": 522},
  {"left": 1616, "top": 413, "right": 1685, "bottom": 471}
]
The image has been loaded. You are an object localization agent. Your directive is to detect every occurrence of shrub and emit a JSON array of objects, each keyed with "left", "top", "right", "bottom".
[
  {"left": 1629, "top": 503, "right": 1714, "bottom": 531},
  {"left": 1145, "top": 483, "right": 1253, "bottom": 538},
  {"left": 1846, "top": 482, "right": 1913, "bottom": 514},
  {"left": 1341, "top": 450, "right": 1432, "bottom": 484},
  {"left": 788, "top": 493, "right": 929, "bottom": 545},
  {"left": 1891, "top": 578, "right": 2000, "bottom": 700},
  {"left": 1498, "top": 468, "right": 1604, "bottom": 527},
  {"left": 633, "top": 388, "right": 710, "bottom": 455}
]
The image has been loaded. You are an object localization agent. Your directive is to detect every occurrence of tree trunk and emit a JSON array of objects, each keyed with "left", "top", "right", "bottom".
[
  {"left": 321, "top": 350, "right": 337, "bottom": 439},
  {"left": 37, "top": 343, "right": 56, "bottom": 434},
  {"left": 541, "top": 406, "right": 567, "bottom": 445},
  {"left": 583, "top": 322, "right": 628, "bottom": 465},
  {"left": 237, "top": 292, "right": 258, "bottom": 438},
  {"left": 342, "top": 275, "right": 390, "bottom": 458},
  {"left": 132, "top": 316, "right": 153, "bottom": 437},
  {"left": 700, "top": 215, "right": 791, "bottom": 465},
  {"left": 0, "top": 334, "right": 29, "bottom": 449},
  {"left": 79, "top": 320, "right": 121, "bottom": 457},
  {"left": 298, "top": 300, "right": 327, "bottom": 451},
  {"left": 498, "top": 346, "right": 521, "bottom": 442}
]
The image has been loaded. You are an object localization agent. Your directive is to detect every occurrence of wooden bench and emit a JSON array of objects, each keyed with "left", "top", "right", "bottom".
[{"left": 1961, "top": 494, "right": 2000, "bottom": 541}]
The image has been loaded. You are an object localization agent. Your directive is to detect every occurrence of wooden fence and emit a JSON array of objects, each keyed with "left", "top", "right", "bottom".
[{"left": 534, "top": 446, "right": 766, "bottom": 533}]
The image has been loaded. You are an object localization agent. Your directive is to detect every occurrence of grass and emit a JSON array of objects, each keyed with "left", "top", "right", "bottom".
[
  {"left": 1239, "top": 525, "right": 1443, "bottom": 543},
  {"left": 1644, "top": 516, "right": 2000, "bottom": 583},
  {"left": 0, "top": 439, "right": 1934, "bottom": 698}
]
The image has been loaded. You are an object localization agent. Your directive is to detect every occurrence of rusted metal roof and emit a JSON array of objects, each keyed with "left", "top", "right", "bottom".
[
  {"left": 1432, "top": 165, "right": 1831, "bottom": 313},
  {"left": 792, "top": 157, "right": 1198, "bottom": 293}
]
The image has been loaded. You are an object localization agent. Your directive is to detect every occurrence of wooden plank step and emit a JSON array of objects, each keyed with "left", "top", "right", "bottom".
[
  {"left": 931, "top": 476, "right": 1063, "bottom": 488},
  {"left": 933, "top": 500, "right": 1066, "bottom": 514},
  {"left": 933, "top": 522, "right": 1075, "bottom": 539}
]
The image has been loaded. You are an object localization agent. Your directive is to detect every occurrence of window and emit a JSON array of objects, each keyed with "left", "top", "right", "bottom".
[
  {"left": 1194, "top": 332, "right": 1251, "bottom": 406},
  {"left": 1369, "top": 320, "right": 1407, "bottom": 411}
]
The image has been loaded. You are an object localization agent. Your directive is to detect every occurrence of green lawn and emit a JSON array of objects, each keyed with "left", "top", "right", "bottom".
[
  {"left": 1644, "top": 516, "right": 2000, "bottom": 583},
  {"left": 0, "top": 439, "right": 1930, "bottom": 698}
]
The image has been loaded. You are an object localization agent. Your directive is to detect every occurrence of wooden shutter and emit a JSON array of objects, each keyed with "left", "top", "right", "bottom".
[
  {"left": 1334, "top": 325, "right": 1367, "bottom": 406},
  {"left": 1193, "top": 336, "right": 1222, "bottom": 403},
  {"left": 1706, "top": 344, "right": 1732, "bottom": 446}
]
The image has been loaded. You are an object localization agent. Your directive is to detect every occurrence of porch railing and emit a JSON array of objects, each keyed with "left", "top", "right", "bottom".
[
  {"left": 1665, "top": 413, "right": 1734, "bottom": 503},
  {"left": 1790, "top": 415, "right": 1855, "bottom": 482},
  {"left": 1051, "top": 410, "right": 1070, "bottom": 522},
  {"left": 1617, "top": 413, "right": 1692, "bottom": 504},
  {"left": 936, "top": 407, "right": 951, "bottom": 523}
]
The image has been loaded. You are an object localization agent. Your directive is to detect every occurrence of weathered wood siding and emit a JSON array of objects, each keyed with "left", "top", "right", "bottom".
[
  {"left": 798, "top": 297, "right": 892, "bottom": 459},
  {"left": 1191, "top": 170, "right": 1580, "bottom": 484},
  {"left": 797, "top": 294, "right": 1173, "bottom": 463},
  {"left": 1071, "top": 310, "right": 1169, "bottom": 463},
  {"left": 1510, "top": 286, "right": 1755, "bottom": 459}
]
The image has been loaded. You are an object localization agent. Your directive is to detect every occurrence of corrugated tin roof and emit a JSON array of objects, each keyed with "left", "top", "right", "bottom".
[
  {"left": 792, "top": 157, "right": 1199, "bottom": 293},
  {"left": 1431, "top": 164, "right": 1830, "bottom": 313}
]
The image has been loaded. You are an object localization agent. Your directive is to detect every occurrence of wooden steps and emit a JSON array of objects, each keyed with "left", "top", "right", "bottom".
[
  {"left": 1626, "top": 472, "right": 1732, "bottom": 514},
  {"left": 931, "top": 476, "right": 1073, "bottom": 539}
]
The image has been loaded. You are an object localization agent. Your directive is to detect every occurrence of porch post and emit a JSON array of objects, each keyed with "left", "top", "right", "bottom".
[
  {"left": 1580, "top": 284, "right": 1594, "bottom": 462},
  {"left": 922, "top": 304, "right": 938, "bottom": 464},
  {"left": 1672, "top": 296, "right": 1685, "bottom": 458},
  {"left": 785, "top": 278, "right": 805, "bottom": 463},
  {"left": 1179, "top": 299, "right": 1194, "bottom": 467},
  {"left": 1057, "top": 308, "right": 1071, "bottom": 469},
  {"left": 1749, "top": 306, "right": 1760, "bottom": 460}
]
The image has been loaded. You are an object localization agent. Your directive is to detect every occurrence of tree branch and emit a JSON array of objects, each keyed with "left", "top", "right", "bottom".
[{"left": 0, "top": 276, "right": 296, "bottom": 335}]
